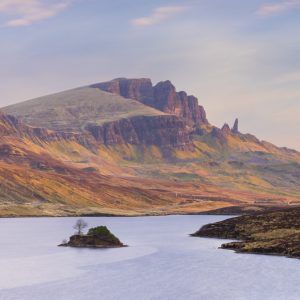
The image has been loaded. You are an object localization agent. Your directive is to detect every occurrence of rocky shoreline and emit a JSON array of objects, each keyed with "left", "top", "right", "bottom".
[{"left": 192, "top": 207, "right": 300, "bottom": 259}]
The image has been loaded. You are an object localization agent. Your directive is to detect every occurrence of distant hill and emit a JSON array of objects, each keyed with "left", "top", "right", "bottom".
[{"left": 0, "top": 78, "right": 300, "bottom": 217}]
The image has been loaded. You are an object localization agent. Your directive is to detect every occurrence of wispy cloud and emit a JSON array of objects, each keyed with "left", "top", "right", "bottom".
[
  {"left": 257, "top": 0, "right": 300, "bottom": 16},
  {"left": 0, "top": 0, "right": 71, "bottom": 27},
  {"left": 131, "top": 5, "right": 186, "bottom": 27}
]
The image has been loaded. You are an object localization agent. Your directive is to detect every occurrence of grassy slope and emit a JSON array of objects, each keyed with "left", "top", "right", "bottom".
[
  {"left": 0, "top": 125, "right": 232, "bottom": 216},
  {"left": 2, "top": 87, "right": 165, "bottom": 132},
  {"left": 108, "top": 130, "right": 300, "bottom": 206},
  {"left": 1, "top": 131, "right": 299, "bottom": 217}
]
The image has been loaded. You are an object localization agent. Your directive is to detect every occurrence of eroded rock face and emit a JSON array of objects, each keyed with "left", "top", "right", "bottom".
[
  {"left": 211, "top": 126, "right": 230, "bottom": 144},
  {"left": 92, "top": 78, "right": 208, "bottom": 125},
  {"left": 93, "top": 78, "right": 154, "bottom": 104},
  {"left": 231, "top": 118, "right": 239, "bottom": 134},
  {"left": 221, "top": 123, "right": 231, "bottom": 134},
  {"left": 87, "top": 115, "right": 193, "bottom": 151},
  {"left": 1, "top": 110, "right": 193, "bottom": 154}
]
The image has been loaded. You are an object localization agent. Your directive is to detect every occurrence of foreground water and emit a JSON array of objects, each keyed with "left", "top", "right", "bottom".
[{"left": 0, "top": 215, "right": 299, "bottom": 300}]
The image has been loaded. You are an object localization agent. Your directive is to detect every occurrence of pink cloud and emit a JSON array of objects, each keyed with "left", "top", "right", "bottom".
[
  {"left": 0, "top": 0, "right": 71, "bottom": 27},
  {"left": 131, "top": 6, "right": 186, "bottom": 27},
  {"left": 257, "top": 0, "right": 300, "bottom": 16}
]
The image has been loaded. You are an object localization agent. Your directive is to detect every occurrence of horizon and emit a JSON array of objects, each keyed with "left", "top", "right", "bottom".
[{"left": 0, "top": 0, "right": 300, "bottom": 150}]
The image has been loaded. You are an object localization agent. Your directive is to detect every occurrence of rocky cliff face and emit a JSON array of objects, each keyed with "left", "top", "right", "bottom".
[
  {"left": 92, "top": 78, "right": 208, "bottom": 126},
  {"left": 86, "top": 115, "right": 193, "bottom": 151},
  {"left": 0, "top": 110, "right": 193, "bottom": 155},
  {"left": 0, "top": 111, "right": 97, "bottom": 153}
]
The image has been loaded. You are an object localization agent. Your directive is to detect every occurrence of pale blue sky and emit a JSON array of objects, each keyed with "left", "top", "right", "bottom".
[{"left": 0, "top": 0, "right": 300, "bottom": 149}]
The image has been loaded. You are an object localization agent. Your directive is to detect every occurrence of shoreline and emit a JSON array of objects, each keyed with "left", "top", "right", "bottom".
[
  {"left": 0, "top": 205, "right": 294, "bottom": 219},
  {"left": 192, "top": 207, "right": 300, "bottom": 259},
  {"left": 0, "top": 212, "right": 228, "bottom": 219}
]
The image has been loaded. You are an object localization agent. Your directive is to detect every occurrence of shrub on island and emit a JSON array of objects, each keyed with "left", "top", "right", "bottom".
[{"left": 59, "top": 221, "right": 126, "bottom": 248}]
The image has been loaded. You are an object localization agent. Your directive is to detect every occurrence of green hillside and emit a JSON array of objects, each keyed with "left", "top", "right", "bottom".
[{"left": 3, "top": 87, "right": 165, "bottom": 133}]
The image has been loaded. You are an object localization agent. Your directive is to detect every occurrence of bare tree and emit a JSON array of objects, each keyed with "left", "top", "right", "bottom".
[{"left": 73, "top": 219, "right": 88, "bottom": 235}]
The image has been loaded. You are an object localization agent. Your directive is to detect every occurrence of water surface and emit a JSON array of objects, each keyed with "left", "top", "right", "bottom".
[{"left": 0, "top": 215, "right": 299, "bottom": 300}]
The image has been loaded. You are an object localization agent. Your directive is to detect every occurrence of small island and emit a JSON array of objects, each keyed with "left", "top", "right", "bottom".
[
  {"left": 191, "top": 207, "right": 300, "bottom": 259},
  {"left": 59, "top": 219, "right": 126, "bottom": 248}
]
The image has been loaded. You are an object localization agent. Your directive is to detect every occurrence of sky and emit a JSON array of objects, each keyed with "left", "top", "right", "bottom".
[{"left": 0, "top": 0, "right": 300, "bottom": 149}]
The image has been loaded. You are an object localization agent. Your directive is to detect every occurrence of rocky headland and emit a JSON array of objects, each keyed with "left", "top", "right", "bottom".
[{"left": 192, "top": 207, "right": 300, "bottom": 259}]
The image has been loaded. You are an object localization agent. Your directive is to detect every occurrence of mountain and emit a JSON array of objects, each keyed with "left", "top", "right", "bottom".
[
  {"left": 1, "top": 78, "right": 300, "bottom": 216},
  {"left": 92, "top": 78, "right": 208, "bottom": 126},
  {"left": 3, "top": 86, "right": 192, "bottom": 152}
]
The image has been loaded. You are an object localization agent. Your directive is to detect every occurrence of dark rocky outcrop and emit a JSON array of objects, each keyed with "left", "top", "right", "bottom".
[
  {"left": 192, "top": 207, "right": 300, "bottom": 259},
  {"left": 209, "top": 119, "right": 244, "bottom": 145},
  {"left": 221, "top": 123, "right": 231, "bottom": 134},
  {"left": 59, "top": 226, "right": 126, "bottom": 248},
  {"left": 231, "top": 118, "right": 239, "bottom": 134},
  {"left": 92, "top": 78, "right": 208, "bottom": 125},
  {"left": 211, "top": 125, "right": 231, "bottom": 144},
  {"left": 86, "top": 115, "right": 193, "bottom": 151}
]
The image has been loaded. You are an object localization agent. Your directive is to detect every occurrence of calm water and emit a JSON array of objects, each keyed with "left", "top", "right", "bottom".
[{"left": 0, "top": 215, "right": 299, "bottom": 300}]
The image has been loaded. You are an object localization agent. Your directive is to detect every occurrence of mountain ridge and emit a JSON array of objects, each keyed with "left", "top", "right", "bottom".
[
  {"left": 0, "top": 78, "right": 300, "bottom": 216},
  {"left": 92, "top": 78, "right": 208, "bottom": 126}
]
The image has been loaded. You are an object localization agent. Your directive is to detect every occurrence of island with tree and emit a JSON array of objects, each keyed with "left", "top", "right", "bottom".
[{"left": 59, "top": 219, "right": 126, "bottom": 248}]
